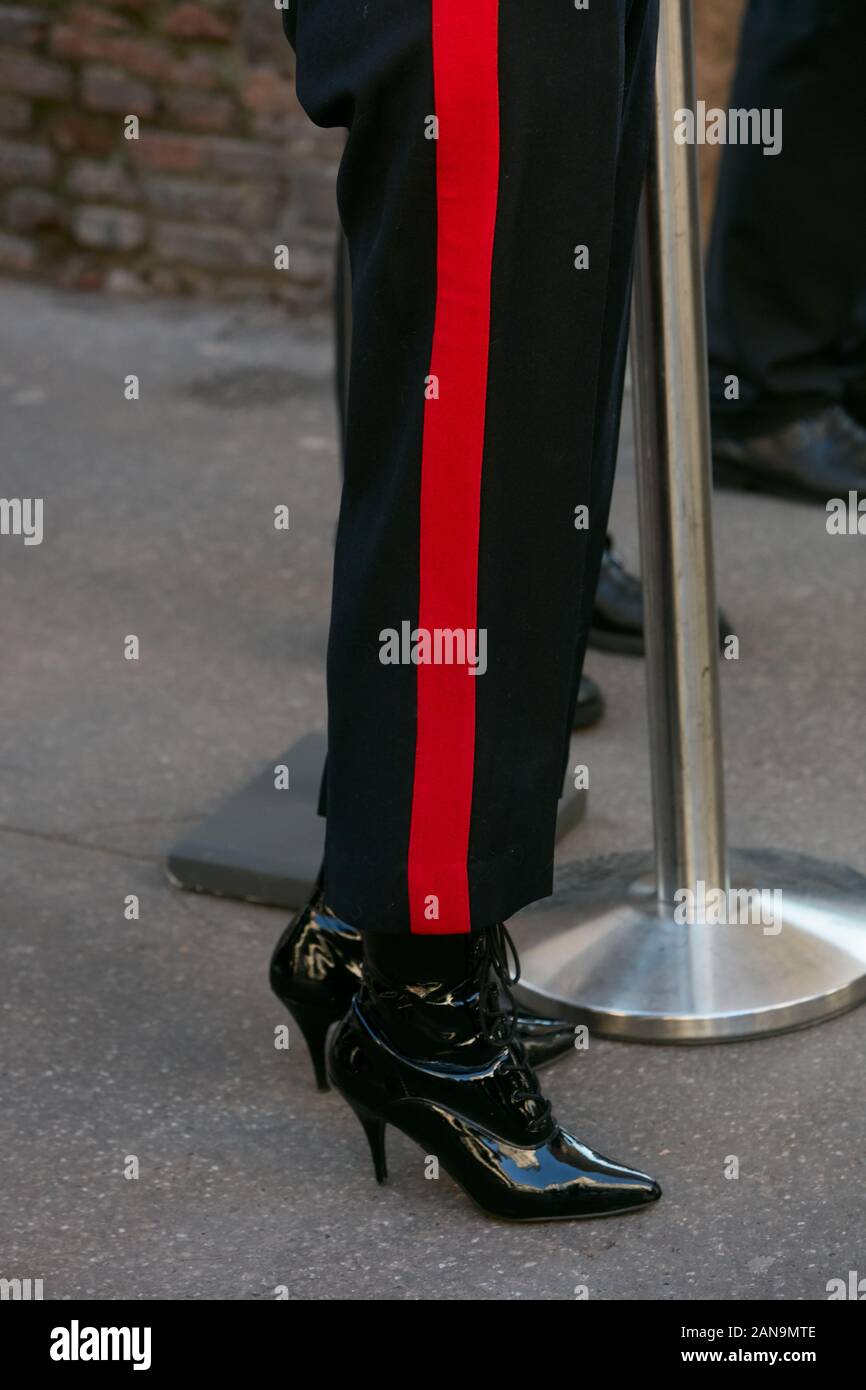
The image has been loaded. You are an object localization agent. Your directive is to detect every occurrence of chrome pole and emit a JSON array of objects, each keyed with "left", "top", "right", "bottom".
[
  {"left": 511, "top": 0, "right": 866, "bottom": 1041},
  {"left": 630, "top": 0, "right": 726, "bottom": 906}
]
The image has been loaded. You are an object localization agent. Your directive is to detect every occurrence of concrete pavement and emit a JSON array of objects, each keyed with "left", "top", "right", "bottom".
[{"left": 1, "top": 280, "right": 864, "bottom": 1300}]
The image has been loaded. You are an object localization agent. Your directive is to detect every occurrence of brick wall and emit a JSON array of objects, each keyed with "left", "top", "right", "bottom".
[
  {"left": 0, "top": 0, "right": 745, "bottom": 309},
  {"left": 0, "top": 0, "right": 342, "bottom": 306}
]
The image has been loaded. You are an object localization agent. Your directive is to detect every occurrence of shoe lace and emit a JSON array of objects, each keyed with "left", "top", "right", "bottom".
[
  {"left": 478, "top": 924, "right": 553, "bottom": 1134},
  {"left": 478, "top": 922, "right": 519, "bottom": 1046}
]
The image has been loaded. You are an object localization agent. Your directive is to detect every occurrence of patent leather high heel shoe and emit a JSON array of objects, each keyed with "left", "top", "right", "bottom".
[
  {"left": 270, "top": 877, "right": 576, "bottom": 1089},
  {"left": 269, "top": 871, "right": 364, "bottom": 1090},
  {"left": 327, "top": 925, "right": 662, "bottom": 1223}
]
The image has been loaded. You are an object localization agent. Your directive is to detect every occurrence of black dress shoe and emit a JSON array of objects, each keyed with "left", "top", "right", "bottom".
[
  {"left": 589, "top": 541, "right": 645, "bottom": 656},
  {"left": 713, "top": 405, "right": 866, "bottom": 502},
  {"left": 270, "top": 881, "right": 576, "bottom": 1089},
  {"left": 574, "top": 672, "right": 605, "bottom": 729},
  {"left": 589, "top": 538, "right": 732, "bottom": 657},
  {"left": 328, "top": 924, "right": 662, "bottom": 1222}
]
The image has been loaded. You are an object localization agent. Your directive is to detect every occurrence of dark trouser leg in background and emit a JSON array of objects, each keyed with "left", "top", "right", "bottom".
[{"left": 707, "top": 0, "right": 866, "bottom": 436}]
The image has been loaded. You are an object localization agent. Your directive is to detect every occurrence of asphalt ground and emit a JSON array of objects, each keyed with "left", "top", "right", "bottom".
[{"left": 1, "top": 281, "right": 864, "bottom": 1299}]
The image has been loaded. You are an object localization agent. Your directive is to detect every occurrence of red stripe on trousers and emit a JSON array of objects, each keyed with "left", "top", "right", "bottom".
[{"left": 407, "top": 0, "right": 501, "bottom": 933}]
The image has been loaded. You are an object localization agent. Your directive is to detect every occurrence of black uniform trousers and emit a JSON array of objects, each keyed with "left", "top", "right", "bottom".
[
  {"left": 283, "top": 0, "right": 659, "bottom": 933},
  {"left": 706, "top": 0, "right": 866, "bottom": 435}
]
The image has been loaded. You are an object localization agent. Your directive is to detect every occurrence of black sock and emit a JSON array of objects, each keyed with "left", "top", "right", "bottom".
[{"left": 363, "top": 928, "right": 485, "bottom": 986}]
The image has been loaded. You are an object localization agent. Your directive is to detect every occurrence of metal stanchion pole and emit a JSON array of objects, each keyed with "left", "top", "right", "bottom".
[
  {"left": 511, "top": 0, "right": 866, "bottom": 1041},
  {"left": 631, "top": 0, "right": 726, "bottom": 909}
]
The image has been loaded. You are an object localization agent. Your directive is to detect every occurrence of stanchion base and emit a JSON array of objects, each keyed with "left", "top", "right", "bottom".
[{"left": 511, "top": 848, "right": 866, "bottom": 1042}]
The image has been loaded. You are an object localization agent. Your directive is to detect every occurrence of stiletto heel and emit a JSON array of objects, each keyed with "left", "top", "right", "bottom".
[
  {"left": 287, "top": 1001, "right": 333, "bottom": 1092},
  {"left": 351, "top": 1105, "right": 388, "bottom": 1184}
]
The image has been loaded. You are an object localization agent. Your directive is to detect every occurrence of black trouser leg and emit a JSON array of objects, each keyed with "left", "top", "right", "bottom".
[
  {"left": 706, "top": 0, "right": 866, "bottom": 436},
  {"left": 288, "top": 0, "right": 658, "bottom": 934},
  {"left": 560, "top": 0, "right": 659, "bottom": 782}
]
